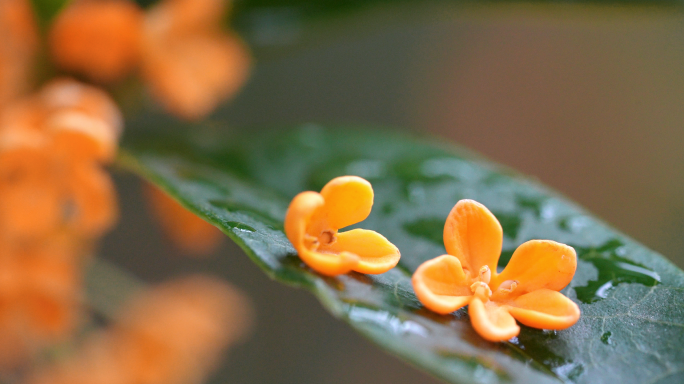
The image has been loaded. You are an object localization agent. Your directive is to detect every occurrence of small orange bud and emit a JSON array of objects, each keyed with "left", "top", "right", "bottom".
[
  {"left": 49, "top": 0, "right": 144, "bottom": 83},
  {"left": 141, "top": 0, "right": 251, "bottom": 120},
  {"left": 142, "top": 31, "right": 251, "bottom": 120},
  {"left": 0, "top": 0, "right": 38, "bottom": 108}
]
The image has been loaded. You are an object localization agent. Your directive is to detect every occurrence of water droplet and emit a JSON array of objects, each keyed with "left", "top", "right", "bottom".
[
  {"left": 394, "top": 157, "right": 460, "bottom": 185},
  {"left": 507, "top": 328, "right": 583, "bottom": 380},
  {"left": 419, "top": 158, "right": 466, "bottom": 180},
  {"left": 554, "top": 361, "right": 584, "bottom": 381},
  {"left": 225, "top": 221, "right": 256, "bottom": 233},
  {"left": 209, "top": 199, "right": 282, "bottom": 229},
  {"left": 594, "top": 282, "right": 614, "bottom": 299},
  {"left": 347, "top": 306, "right": 428, "bottom": 337},
  {"left": 559, "top": 215, "right": 592, "bottom": 232},
  {"left": 574, "top": 240, "right": 660, "bottom": 304},
  {"left": 601, "top": 331, "right": 613, "bottom": 345},
  {"left": 541, "top": 204, "right": 557, "bottom": 221}
]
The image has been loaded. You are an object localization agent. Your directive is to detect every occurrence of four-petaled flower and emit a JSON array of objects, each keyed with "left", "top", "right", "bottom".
[
  {"left": 412, "top": 199, "right": 580, "bottom": 342},
  {"left": 285, "top": 176, "right": 401, "bottom": 276}
]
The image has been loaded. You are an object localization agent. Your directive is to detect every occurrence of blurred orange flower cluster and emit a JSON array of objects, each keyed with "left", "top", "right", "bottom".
[
  {"left": 0, "top": 77, "right": 121, "bottom": 369},
  {"left": 50, "top": 0, "right": 251, "bottom": 120},
  {"left": 27, "top": 276, "right": 252, "bottom": 384},
  {"left": 0, "top": 0, "right": 253, "bottom": 380},
  {"left": 0, "top": 0, "right": 38, "bottom": 110},
  {"left": 0, "top": 234, "right": 80, "bottom": 369},
  {"left": 0, "top": 79, "right": 121, "bottom": 241}
]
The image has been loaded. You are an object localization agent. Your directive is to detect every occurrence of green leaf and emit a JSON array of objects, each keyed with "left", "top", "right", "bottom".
[
  {"left": 29, "top": 0, "right": 70, "bottom": 30},
  {"left": 120, "top": 123, "right": 684, "bottom": 384}
]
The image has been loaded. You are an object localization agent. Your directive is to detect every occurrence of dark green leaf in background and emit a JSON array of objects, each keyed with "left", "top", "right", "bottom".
[
  {"left": 29, "top": 0, "right": 70, "bottom": 31},
  {"left": 228, "top": 0, "right": 684, "bottom": 60},
  {"left": 120, "top": 123, "right": 684, "bottom": 384},
  {"left": 134, "top": 0, "right": 684, "bottom": 62}
]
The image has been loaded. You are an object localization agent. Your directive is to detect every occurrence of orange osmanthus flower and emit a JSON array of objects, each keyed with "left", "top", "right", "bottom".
[
  {"left": 48, "top": 0, "right": 252, "bottom": 120},
  {"left": 26, "top": 276, "right": 252, "bottom": 384},
  {"left": 144, "top": 184, "right": 223, "bottom": 255},
  {"left": 285, "top": 176, "right": 401, "bottom": 276},
  {"left": 0, "top": 73, "right": 123, "bottom": 370},
  {"left": 0, "top": 0, "right": 38, "bottom": 109},
  {"left": 40, "top": 78, "right": 124, "bottom": 164},
  {"left": 0, "top": 79, "right": 121, "bottom": 240},
  {"left": 412, "top": 199, "right": 580, "bottom": 342},
  {"left": 0, "top": 156, "right": 117, "bottom": 241},
  {"left": 0, "top": 234, "right": 82, "bottom": 369},
  {"left": 49, "top": 0, "right": 144, "bottom": 83},
  {"left": 141, "top": 0, "right": 251, "bottom": 120},
  {"left": 112, "top": 276, "right": 252, "bottom": 383},
  {"left": 1, "top": 78, "right": 123, "bottom": 164}
]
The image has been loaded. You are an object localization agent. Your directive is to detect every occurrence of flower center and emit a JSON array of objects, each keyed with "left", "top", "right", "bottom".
[
  {"left": 304, "top": 230, "right": 337, "bottom": 251},
  {"left": 496, "top": 280, "right": 519, "bottom": 296},
  {"left": 478, "top": 265, "right": 491, "bottom": 285},
  {"left": 470, "top": 266, "right": 492, "bottom": 302},
  {"left": 319, "top": 230, "right": 336, "bottom": 245},
  {"left": 304, "top": 234, "right": 320, "bottom": 250},
  {"left": 470, "top": 282, "right": 492, "bottom": 301}
]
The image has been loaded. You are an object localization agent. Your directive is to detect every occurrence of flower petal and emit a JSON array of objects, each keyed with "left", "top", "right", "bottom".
[
  {"left": 443, "top": 199, "right": 502, "bottom": 276},
  {"left": 298, "top": 249, "right": 359, "bottom": 277},
  {"left": 320, "top": 228, "right": 400, "bottom": 275},
  {"left": 412, "top": 255, "right": 472, "bottom": 315},
  {"left": 468, "top": 298, "right": 520, "bottom": 342},
  {"left": 0, "top": 169, "right": 61, "bottom": 239},
  {"left": 493, "top": 240, "right": 576, "bottom": 296},
  {"left": 41, "top": 78, "right": 124, "bottom": 136},
  {"left": 67, "top": 164, "right": 118, "bottom": 238},
  {"left": 315, "top": 176, "right": 374, "bottom": 231},
  {"left": 149, "top": 0, "right": 226, "bottom": 33},
  {"left": 46, "top": 110, "right": 118, "bottom": 164},
  {"left": 285, "top": 191, "right": 324, "bottom": 250},
  {"left": 284, "top": 191, "right": 359, "bottom": 276},
  {"left": 141, "top": 31, "right": 250, "bottom": 120},
  {"left": 49, "top": 0, "right": 143, "bottom": 82},
  {"left": 505, "top": 289, "right": 580, "bottom": 330}
]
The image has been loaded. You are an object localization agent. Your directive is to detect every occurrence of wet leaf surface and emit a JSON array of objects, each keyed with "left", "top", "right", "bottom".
[{"left": 121, "top": 123, "right": 684, "bottom": 384}]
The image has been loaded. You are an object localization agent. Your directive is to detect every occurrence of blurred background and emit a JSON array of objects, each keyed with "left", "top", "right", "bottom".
[{"left": 98, "top": 3, "right": 684, "bottom": 383}]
